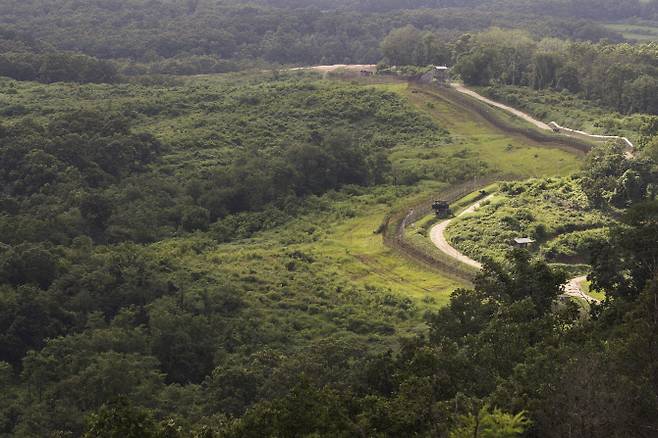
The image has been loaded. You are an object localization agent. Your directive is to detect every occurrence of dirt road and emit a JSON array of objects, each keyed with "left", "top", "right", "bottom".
[
  {"left": 429, "top": 195, "right": 493, "bottom": 270},
  {"left": 290, "top": 66, "right": 629, "bottom": 152},
  {"left": 452, "top": 83, "right": 634, "bottom": 152},
  {"left": 290, "top": 65, "right": 603, "bottom": 302},
  {"left": 564, "top": 275, "right": 599, "bottom": 304},
  {"left": 429, "top": 196, "right": 600, "bottom": 303},
  {"left": 451, "top": 83, "right": 553, "bottom": 130},
  {"left": 289, "top": 64, "right": 376, "bottom": 73}
]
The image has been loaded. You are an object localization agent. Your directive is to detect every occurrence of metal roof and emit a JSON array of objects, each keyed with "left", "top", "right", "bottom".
[{"left": 514, "top": 237, "right": 535, "bottom": 244}]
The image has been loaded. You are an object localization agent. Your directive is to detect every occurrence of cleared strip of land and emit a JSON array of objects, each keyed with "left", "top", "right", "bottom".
[
  {"left": 452, "top": 83, "right": 634, "bottom": 150},
  {"left": 452, "top": 83, "right": 552, "bottom": 130}
]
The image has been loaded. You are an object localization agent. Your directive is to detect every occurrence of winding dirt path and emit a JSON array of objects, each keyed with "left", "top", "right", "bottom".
[
  {"left": 564, "top": 275, "right": 599, "bottom": 304},
  {"left": 452, "top": 83, "right": 634, "bottom": 152},
  {"left": 292, "top": 65, "right": 603, "bottom": 303},
  {"left": 429, "top": 196, "right": 600, "bottom": 304},
  {"left": 429, "top": 195, "right": 493, "bottom": 270},
  {"left": 291, "top": 65, "right": 631, "bottom": 152}
]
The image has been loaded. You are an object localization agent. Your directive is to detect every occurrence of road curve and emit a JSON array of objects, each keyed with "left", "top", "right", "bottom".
[
  {"left": 429, "top": 195, "right": 494, "bottom": 270},
  {"left": 290, "top": 66, "right": 629, "bottom": 152},
  {"left": 429, "top": 196, "right": 600, "bottom": 304},
  {"left": 564, "top": 275, "right": 599, "bottom": 304},
  {"left": 291, "top": 65, "right": 603, "bottom": 303}
]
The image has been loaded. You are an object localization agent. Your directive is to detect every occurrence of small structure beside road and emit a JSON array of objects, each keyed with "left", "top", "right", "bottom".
[
  {"left": 513, "top": 237, "right": 535, "bottom": 248},
  {"left": 420, "top": 66, "right": 450, "bottom": 86}
]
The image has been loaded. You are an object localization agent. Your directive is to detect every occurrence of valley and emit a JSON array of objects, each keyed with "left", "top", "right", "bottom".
[{"left": 2, "top": 3, "right": 658, "bottom": 431}]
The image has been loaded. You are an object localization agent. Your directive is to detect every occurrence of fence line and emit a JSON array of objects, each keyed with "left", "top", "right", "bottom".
[
  {"left": 381, "top": 177, "right": 508, "bottom": 282},
  {"left": 383, "top": 81, "right": 606, "bottom": 282},
  {"left": 448, "top": 83, "right": 633, "bottom": 151},
  {"left": 547, "top": 121, "right": 634, "bottom": 149},
  {"left": 416, "top": 85, "right": 597, "bottom": 154}
]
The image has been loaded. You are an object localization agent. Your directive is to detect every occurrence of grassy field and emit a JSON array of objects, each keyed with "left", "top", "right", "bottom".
[
  {"left": 256, "top": 73, "right": 588, "bottom": 311},
  {"left": 366, "top": 81, "right": 586, "bottom": 281},
  {"left": 143, "top": 76, "right": 587, "bottom": 336},
  {"left": 150, "top": 186, "right": 466, "bottom": 346},
  {"left": 400, "top": 84, "right": 583, "bottom": 179}
]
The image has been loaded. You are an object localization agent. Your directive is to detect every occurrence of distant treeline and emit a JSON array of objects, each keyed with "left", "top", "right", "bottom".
[
  {"left": 255, "top": 0, "right": 658, "bottom": 20},
  {"left": 451, "top": 30, "right": 658, "bottom": 114},
  {"left": 0, "top": 51, "right": 255, "bottom": 84},
  {"left": 0, "top": 0, "right": 629, "bottom": 68},
  {"left": 380, "top": 26, "right": 658, "bottom": 114}
]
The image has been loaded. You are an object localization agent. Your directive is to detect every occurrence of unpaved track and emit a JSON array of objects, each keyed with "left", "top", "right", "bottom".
[
  {"left": 290, "top": 64, "right": 376, "bottom": 73},
  {"left": 564, "top": 275, "right": 599, "bottom": 304},
  {"left": 429, "top": 197, "right": 600, "bottom": 304},
  {"left": 292, "top": 65, "right": 603, "bottom": 303},
  {"left": 452, "top": 83, "right": 552, "bottom": 130},
  {"left": 429, "top": 195, "right": 493, "bottom": 270},
  {"left": 452, "top": 83, "right": 634, "bottom": 152}
]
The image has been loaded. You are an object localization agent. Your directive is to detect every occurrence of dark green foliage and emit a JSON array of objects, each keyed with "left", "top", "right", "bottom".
[
  {"left": 453, "top": 33, "right": 658, "bottom": 114},
  {"left": 0, "top": 155, "right": 655, "bottom": 437},
  {"left": 428, "top": 288, "right": 497, "bottom": 342},
  {"left": 454, "top": 47, "right": 499, "bottom": 86},
  {"left": 0, "top": 12, "right": 656, "bottom": 432},
  {"left": 0, "top": 284, "right": 72, "bottom": 366},
  {"left": 0, "top": 0, "right": 631, "bottom": 79},
  {"left": 580, "top": 142, "right": 656, "bottom": 207},
  {"left": 590, "top": 201, "right": 658, "bottom": 299},
  {"left": 181, "top": 206, "right": 210, "bottom": 232},
  {"left": 227, "top": 380, "right": 359, "bottom": 438},
  {"left": 0, "top": 110, "right": 160, "bottom": 198},
  {"left": 0, "top": 74, "right": 463, "bottom": 436},
  {"left": 381, "top": 25, "right": 452, "bottom": 66},
  {"left": 1, "top": 77, "right": 442, "bottom": 245},
  {"left": 0, "top": 243, "right": 58, "bottom": 289},
  {"left": 222, "top": 215, "right": 658, "bottom": 437},
  {"left": 0, "top": 52, "right": 118, "bottom": 84},
  {"left": 227, "top": 255, "right": 573, "bottom": 436},
  {"left": 84, "top": 398, "right": 159, "bottom": 438},
  {"left": 474, "top": 250, "right": 566, "bottom": 314}
]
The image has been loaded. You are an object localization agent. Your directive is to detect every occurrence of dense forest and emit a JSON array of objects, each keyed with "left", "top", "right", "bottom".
[
  {"left": 0, "top": 0, "right": 641, "bottom": 77},
  {"left": 450, "top": 30, "right": 658, "bottom": 114},
  {"left": 2, "top": 0, "right": 658, "bottom": 436},
  {"left": 254, "top": 0, "right": 658, "bottom": 18},
  {"left": 1, "top": 71, "right": 657, "bottom": 437},
  {"left": 376, "top": 26, "right": 658, "bottom": 114}
]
